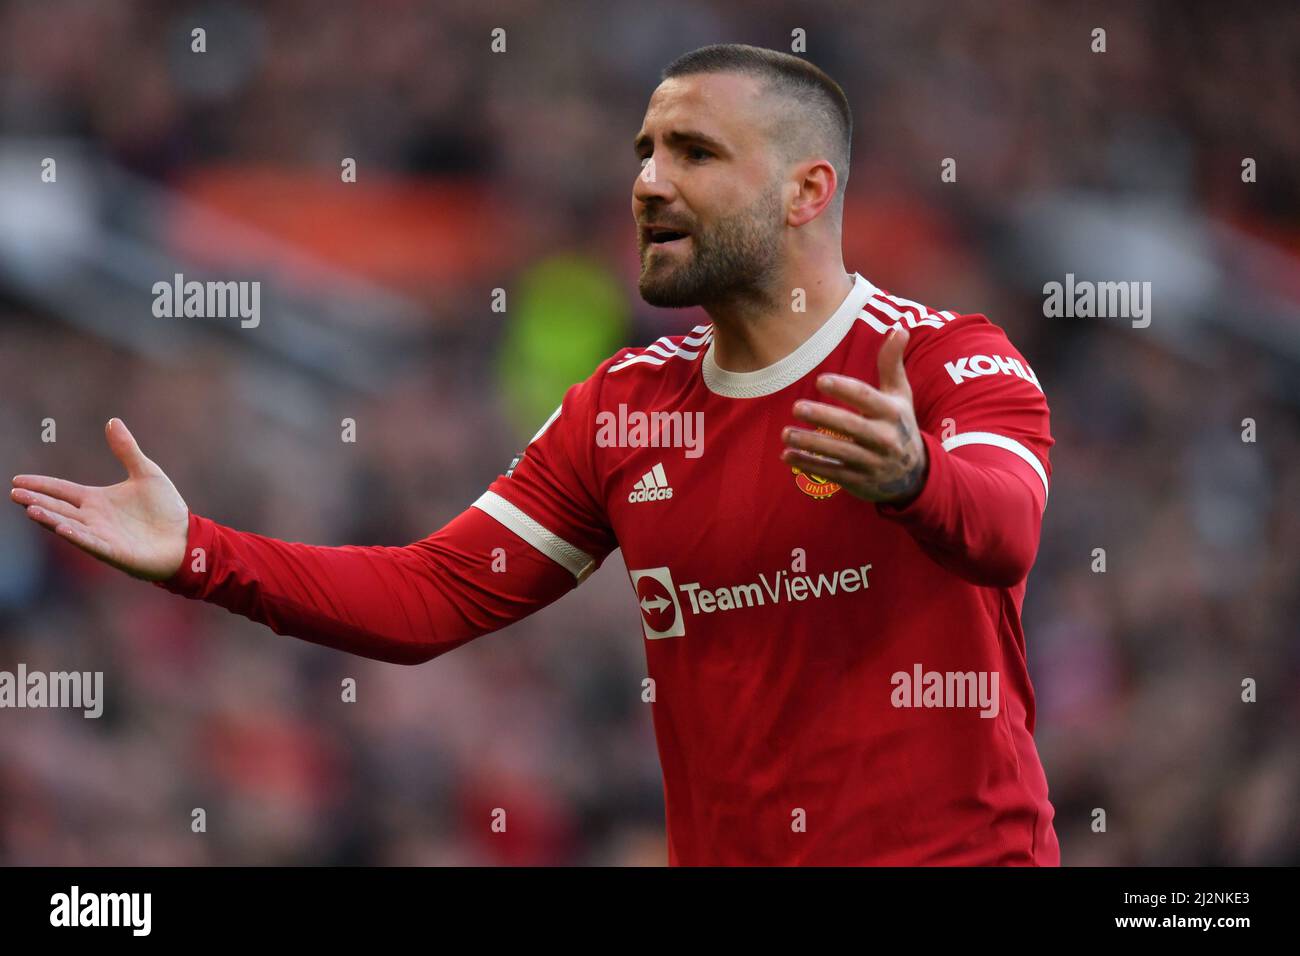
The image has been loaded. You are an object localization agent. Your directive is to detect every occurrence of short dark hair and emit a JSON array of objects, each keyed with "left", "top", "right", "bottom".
[{"left": 661, "top": 44, "right": 852, "bottom": 218}]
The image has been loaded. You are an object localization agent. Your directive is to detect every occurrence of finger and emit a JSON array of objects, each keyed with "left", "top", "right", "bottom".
[
  {"left": 877, "top": 327, "right": 912, "bottom": 396},
  {"left": 791, "top": 400, "right": 899, "bottom": 455},
  {"left": 12, "top": 474, "right": 88, "bottom": 508},
  {"left": 782, "top": 426, "right": 882, "bottom": 472},
  {"left": 814, "top": 373, "right": 896, "bottom": 419},
  {"left": 23, "top": 506, "right": 114, "bottom": 560},
  {"left": 105, "top": 418, "right": 155, "bottom": 479},
  {"left": 24, "top": 503, "right": 89, "bottom": 535},
  {"left": 780, "top": 448, "right": 869, "bottom": 493},
  {"left": 10, "top": 487, "right": 82, "bottom": 522}
]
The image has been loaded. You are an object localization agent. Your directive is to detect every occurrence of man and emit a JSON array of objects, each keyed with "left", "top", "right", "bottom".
[{"left": 11, "top": 44, "right": 1058, "bottom": 865}]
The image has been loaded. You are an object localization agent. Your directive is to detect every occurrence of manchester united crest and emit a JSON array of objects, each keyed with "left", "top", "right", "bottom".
[{"left": 791, "top": 426, "right": 849, "bottom": 499}]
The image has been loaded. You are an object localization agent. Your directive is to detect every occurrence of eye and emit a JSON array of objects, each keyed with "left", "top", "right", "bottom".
[{"left": 686, "top": 146, "right": 713, "bottom": 162}]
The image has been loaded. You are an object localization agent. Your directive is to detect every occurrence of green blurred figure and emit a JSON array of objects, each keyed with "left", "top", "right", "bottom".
[{"left": 497, "top": 256, "right": 629, "bottom": 443}]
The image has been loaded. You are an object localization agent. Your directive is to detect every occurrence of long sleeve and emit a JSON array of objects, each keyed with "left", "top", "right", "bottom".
[
  {"left": 877, "top": 430, "right": 1043, "bottom": 587},
  {"left": 871, "top": 310, "right": 1053, "bottom": 588},
  {"left": 153, "top": 355, "right": 622, "bottom": 664},
  {"left": 154, "top": 504, "right": 586, "bottom": 665}
]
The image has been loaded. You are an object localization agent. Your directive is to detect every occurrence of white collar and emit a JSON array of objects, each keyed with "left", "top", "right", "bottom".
[{"left": 701, "top": 272, "right": 877, "bottom": 398}]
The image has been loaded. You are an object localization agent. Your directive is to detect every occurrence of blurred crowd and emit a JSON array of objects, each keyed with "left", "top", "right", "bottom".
[{"left": 1, "top": 0, "right": 1298, "bottom": 864}]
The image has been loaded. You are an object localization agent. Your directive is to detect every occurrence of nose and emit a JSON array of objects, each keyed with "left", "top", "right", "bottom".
[{"left": 633, "top": 156, "right": 678, "bottom": 208}]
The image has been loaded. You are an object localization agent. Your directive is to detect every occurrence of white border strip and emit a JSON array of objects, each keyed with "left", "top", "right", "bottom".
[
  {"left": 472, "top": 491, "right": 596, "bottom": 581},
  {"left": 701, "top": 273, "right": 877, "bottom": 398},
  {"left": 610, "top": 353, "right": 666, "bottom": 372},
  {"left": 941, "top": 432, "right": 1050, "bottom": 504},
  {"left": 529, "top": 403, "right": 564, "bottom": 445}
]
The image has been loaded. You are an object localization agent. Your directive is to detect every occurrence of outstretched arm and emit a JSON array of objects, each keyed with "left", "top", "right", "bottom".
[{"left": 11, "top": 419, "right": 581, "bottom": 664}]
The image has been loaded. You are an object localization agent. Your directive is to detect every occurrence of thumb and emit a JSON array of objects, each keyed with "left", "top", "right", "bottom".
[
  {"left": 105, "top": 418, "right": 156, "bottom": 479},
  {"left": 878, "top": 326, "right": 912, "bottom": 396}
]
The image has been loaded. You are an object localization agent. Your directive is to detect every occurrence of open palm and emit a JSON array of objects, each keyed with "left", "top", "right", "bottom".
[{"left": 11, "top": 418, "right": 189, "bottom": 582}]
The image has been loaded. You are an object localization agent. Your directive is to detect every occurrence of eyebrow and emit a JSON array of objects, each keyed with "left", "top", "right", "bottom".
[{"left": 633, "top": 129, "right": 728, "bottom": 156}]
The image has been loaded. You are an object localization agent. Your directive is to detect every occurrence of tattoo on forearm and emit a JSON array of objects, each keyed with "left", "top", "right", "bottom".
[
  {"left": 878, "top": 420, "right": 924, "bottom": 500},
  {"left": 878, "top": 459, "right": 923, "bottom": 499}
]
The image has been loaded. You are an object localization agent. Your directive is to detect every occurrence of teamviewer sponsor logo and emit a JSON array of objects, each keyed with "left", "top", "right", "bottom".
[
  {"left": 629, "top": 567, "right": 685, "bottom": 639},
  {"left": 629, "top": 560, "right": 872, "bottom": 640},
  {"left": 628, "top": 463, "right": 673, "bottom": 503}
]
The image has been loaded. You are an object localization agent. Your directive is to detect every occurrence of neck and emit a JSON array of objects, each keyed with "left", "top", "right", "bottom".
[{"left": 704, "top": 262, "right": 854, "bottom": 373}]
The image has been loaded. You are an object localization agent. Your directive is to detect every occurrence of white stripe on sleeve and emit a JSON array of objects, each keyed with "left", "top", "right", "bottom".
[
  {"left": 940, "top": 431, "right": 1050, "bottom": 505},
  {"left": 472, "top": 490, "right": 597, "bottom": 581}
]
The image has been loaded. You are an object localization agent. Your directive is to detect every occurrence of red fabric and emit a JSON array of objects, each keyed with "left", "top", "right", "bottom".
[
  {"left": 157, "top": 278, "right": 1060, "bottom": 866},
  {"left": 156, "top": 506, "right": 578, "bottom": 665}
]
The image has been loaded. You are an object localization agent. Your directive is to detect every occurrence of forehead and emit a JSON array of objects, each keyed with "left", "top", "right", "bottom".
[{"left": 638, "top": 72, "right": 770, "bottom": 146}]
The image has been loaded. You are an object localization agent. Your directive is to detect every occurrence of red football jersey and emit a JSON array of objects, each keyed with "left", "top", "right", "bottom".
[
  {"left": 159, "top": 271, "right": 1057, "bottom": 865},
  {"left": 475, "top": 272, "right": 1058, "bottom": 865}
]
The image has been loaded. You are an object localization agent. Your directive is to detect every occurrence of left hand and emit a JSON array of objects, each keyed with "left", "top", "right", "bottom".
[{"left": 781, "top": 327, "right": 929, "bottom": 505}]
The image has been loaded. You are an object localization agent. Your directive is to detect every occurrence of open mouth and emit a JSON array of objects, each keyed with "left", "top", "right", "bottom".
[{"left": 644, "top": 225, "right": 692, "bottom": 249}]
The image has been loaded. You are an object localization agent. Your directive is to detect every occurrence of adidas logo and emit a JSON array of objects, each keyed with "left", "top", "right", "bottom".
[{"left": 629, "top": 463, "right": 673, "bottom": 503}]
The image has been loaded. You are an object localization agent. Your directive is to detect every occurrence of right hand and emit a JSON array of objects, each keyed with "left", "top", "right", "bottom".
[{"left": 10, "top": 418, "right": 190, "bottom": 582}]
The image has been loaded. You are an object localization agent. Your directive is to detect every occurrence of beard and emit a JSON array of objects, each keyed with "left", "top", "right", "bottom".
[{"left": 637, "top": 186, "right": 784, "bottom": 309}]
